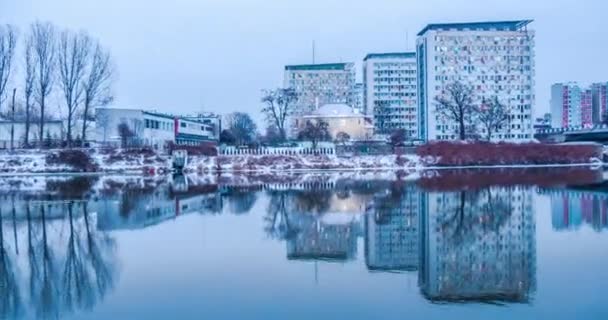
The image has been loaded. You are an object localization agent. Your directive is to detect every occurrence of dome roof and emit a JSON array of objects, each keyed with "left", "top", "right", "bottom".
[{"left": 311, "top": 104, "right": 359, "bottom": 117}]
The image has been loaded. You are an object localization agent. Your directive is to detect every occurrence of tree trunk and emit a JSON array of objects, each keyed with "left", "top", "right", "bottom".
[
  {"left": 67, "top": 110, "right": 73, "bottom": 148},
  {"left": 459, "top": 116, "right": 466, "bottom": 140},
  {"left": 10, "top": 88, "right": 16, "bottom": 150},
  {"left": 82, "top": 100, "right": 90, "bottom": 146},
  {"left": 39, "top": 97, "right": 45, "bottom": 148},
  {"left": 24, "top": 95, "right": 30, "bottom": 148}
]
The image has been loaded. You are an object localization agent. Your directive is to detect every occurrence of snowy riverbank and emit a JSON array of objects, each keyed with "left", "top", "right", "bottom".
[{"left": 0, "top": 144, "right": 602, "bottom": 175}]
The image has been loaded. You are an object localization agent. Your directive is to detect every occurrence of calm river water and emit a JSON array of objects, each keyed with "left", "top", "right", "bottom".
[{"left": 0, "top": 167, "right": 606, "bottom": 319}]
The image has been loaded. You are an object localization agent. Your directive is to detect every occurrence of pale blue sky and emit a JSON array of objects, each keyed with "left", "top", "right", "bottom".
[{"left": 2, "top": 0, "right": 607, "bottom": 123}]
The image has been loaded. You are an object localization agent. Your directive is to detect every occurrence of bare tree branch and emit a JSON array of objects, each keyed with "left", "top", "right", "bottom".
[
  {"left": 23, "top": 33, "right": 36, "bottom": 148},
  {"left": 0, "top": 24, "right": 17, "bottom": 112},
  {"left": 58, "top": 29, "right": 91, "bottom": 146},
  {"left": 82, "top": 41, "right": 114, "bottom": 144},
  {"left": 30, "top": 21, "right": 57, "bottom": 147},
  {"left": 261, "top": 88, "right": 298, "bottom": 141},
  {"left": 476, "top": 96, "right": 510, "bottom": 141},
  {"left": 434, "top": 81, "right": 477, "bottom": 140}
]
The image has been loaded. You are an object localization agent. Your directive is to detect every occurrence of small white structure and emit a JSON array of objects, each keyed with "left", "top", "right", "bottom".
[
  {"left": 0, "top": 118, "right": 63, "bottom": 148},
  {"left": 296, "top": 104, "right": 374, "bottom": 140}
]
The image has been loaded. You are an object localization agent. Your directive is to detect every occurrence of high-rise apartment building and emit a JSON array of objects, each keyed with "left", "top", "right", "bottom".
[
  {"left": 284, "top": 63, "right": 356, "bottom": 136},
  {"left": 363, "top": 53, "right": 418, "bottom": 136},
  {"left": 353, "top": 83, "right": 364, "bottom": 114},
  {"left": 284, "top": 63, "right": 356, "bottom": 113},
  {"left": 551, "top": 83, "right": 594, "bottom": 128},
  {"left": 416, "top": 20, "right": 535, "bottom": 141}
]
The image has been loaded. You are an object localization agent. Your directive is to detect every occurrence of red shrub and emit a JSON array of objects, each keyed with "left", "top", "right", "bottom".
[{"left": 416, "top": 141, "right": 601, "bottom": 166}]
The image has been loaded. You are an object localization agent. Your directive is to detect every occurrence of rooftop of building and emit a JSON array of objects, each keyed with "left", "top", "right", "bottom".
[
  {"left": 417, "top": 20, "right": 533, "bottom": 36},
  {"left": 285, "top": 63, "right": 353, "bottom": 71},
  {"left": 363, "top": 52, "right": 416, "bottom": 61}
]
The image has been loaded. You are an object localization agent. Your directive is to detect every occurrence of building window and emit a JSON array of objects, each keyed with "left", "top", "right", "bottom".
[{"left": 181, "top": 122, "right": 186, "bottom": 128}]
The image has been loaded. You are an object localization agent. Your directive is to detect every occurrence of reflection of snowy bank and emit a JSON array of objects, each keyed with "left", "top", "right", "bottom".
[{"left": 187, "top": 154, "right": 422, "bottom": 173}]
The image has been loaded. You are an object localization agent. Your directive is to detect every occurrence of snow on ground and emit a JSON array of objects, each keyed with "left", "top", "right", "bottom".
[{"left": 185, "top": 153, "right": 424, "bottom": 173}]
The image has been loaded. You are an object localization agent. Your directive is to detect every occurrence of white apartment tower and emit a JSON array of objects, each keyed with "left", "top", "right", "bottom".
[
  {"left": 284, "top": 63, "right": 356, "bottom": 114},
  {"left": 284, "top": 63, "right": 356, "bottom": 137},
  {"left": 363, "top": 53, "right": 418, "bottom": 136},
  {"left": 416, "top": 20, "right": 535, "bottom": 141}
]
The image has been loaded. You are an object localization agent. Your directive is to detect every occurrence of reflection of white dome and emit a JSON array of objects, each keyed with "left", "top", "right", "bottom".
[
  {"left": 312, "top": 104, "right": 358, "bottom": 117},
  {"left": 320, "top": 212, "right": 360, "bottom": 225}
]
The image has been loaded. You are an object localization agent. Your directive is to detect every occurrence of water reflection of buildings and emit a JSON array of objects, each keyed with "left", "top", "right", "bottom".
[
  {"left": 96, "top": 185, "right": 222, "bottom": 231},
  {"left": 285, "top": 192, "right": 363, "bottom": 262},
  {"left": 365, "top": 185, "right": 420, "bottom": 272},
  {"left": 419, "top": 187, "right": 536, "bottom": 304},
  {"left": 542, "top": 188, "right": 608, "bottom": 232}
]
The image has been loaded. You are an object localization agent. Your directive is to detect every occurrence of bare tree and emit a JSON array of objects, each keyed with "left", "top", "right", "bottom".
[
  {"left": 389, "top": 129, "right": 408, "bottom": 147},
  {"left": 477, "top": 96, "right": 510, "bottom": 141},
  {"left": 225, "top": 112, "right": 257, "bottom": 145},
  {"left": 298, "top": 120, "right": 330, "bottom": 150},
  {"left": 23, "top": 34, "right": 36, "bottom": 147},
  {"left": 435, "top": 81, "right": 476, "bottom": 140},
  {"left": 0, "top": 24, "right": 17, "bottom": 113},
  {"left": 261, "top": 88, "right": 298, "bottom": 141},
  {"left": 58, "top": 30, "right": 91, "bottom": 146},
  {"left": 82, "top": 41, "right": 113, "bottom": 144},
  {"left": 335, "top": 131, "right": 350, "bottom": 146},
  {"left": 30, "top": 22, "right": 57, "bottom": 147}
]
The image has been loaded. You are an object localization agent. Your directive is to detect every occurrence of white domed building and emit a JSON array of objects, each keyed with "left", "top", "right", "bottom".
[{"left": 295, "top": 104, "right": 374, "bottom": 141}]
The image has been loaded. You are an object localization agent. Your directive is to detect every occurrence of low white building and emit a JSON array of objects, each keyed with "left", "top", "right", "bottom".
[
  {"left": 0, "top": 118, "right": 63, "bottom": 148},
  {"left": 96, "top": 107, "right": 217, "bottom": 149}
]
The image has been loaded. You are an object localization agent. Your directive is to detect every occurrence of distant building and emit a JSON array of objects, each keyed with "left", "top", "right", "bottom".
[
  {"left": 533, "top": 114, "right": 551, "bottom": 132},
  {"left": 363, "top": 52, "right": 418, "bottom": 136},
  {"left": 551, "top": 83, "right": 594, "bottom": 128},
  {"left": 95, "top": 107, "right": 217, "bottom": 149},
  {"left": 0, "top": 118, "right": 63, "bottom": 148},
  {"left": 592, "top": 83, "right": 608, "bottom": 124},
  {"left": 417, "top": 20, "right": 535, "bottom": 142},
  {"left": 183, "top": 112, "right": 221, "bottom": 141},
  {"left": 353, "top": 83, "right": 364, "bottom": 114},
  {"left": 284, "top": 63, "right": 356, "bottom": 137},
  {"left": 296, "top": 104, "right": 373, "bottom": 141}
]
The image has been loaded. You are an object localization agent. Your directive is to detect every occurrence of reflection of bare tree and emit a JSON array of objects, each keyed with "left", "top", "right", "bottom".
[
  {"left": 225, "top": 189, "right": 257, "bottom": 215},
  {"left": 62, "top": 202, "right": 95, "bottom": 312},
  {"left": 264, "top": 192, "right": 298, "bottom": 240},
  {"left": 83, "top": 202, "right": 117, "bottom": 300},
  {"left": 22, "top": 200, "right": 119, "bottom": 318},
  {"left": 438, "top": 189, "right": 512, "bottom": 246},
  {"left": 0, "top": 207, "right": 23, "bottom": 319},
  {"left": 293, "top": 190, "right": 331, "bottom": 214},
  {"left": 30, "top": 205, "right": 60, "bottom": 319}
]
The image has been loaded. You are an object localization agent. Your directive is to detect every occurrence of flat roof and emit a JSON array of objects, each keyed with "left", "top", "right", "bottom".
[
  {"left": 142, "top": 110, "right": 175, "bottom": 120},
  {"left": 285, "top": 63, "right": 353, "bottom": 71},
  {"left": 363, "top": 52, "right": 415, "bottom": 61},
  {"left": 417, "top": 20, "right": 533, "bottom": 36}
]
